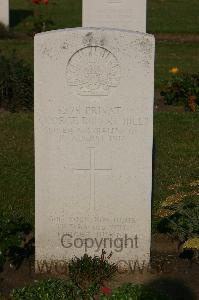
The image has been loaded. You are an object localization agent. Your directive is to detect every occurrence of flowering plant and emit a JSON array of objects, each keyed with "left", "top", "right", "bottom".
[
  {"left": 32, "top": 0, "right": 53, "bottom": 32},
  {"left": 161, "top": 73, "right": 199, "bottom": 112}
]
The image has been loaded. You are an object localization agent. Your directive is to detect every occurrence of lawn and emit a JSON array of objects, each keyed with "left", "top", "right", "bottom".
[
  {"left": 147, "top": 0, "right": 199, "bottom": 33},
  {"left": 0, "top": 112, "right": 198, "bottom": 225},
  {"left": 9, "top": 0, "right": 199, "bottom": 33},
  {"left": 153, "top": 112, "right": 199, "bottom": 211},
  {"left": 0, "top": 113, "right": 34, "bottom": 224}
]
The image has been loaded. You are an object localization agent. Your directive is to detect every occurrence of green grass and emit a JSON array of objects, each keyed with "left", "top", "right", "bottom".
[
  {"left": 147, "top": 0, "right": 199, "bottom": 33},
  {"left": 9, "top": 0, "right": 199, "bottom": 33},
  {"left": 0, "top": 39, "right": 33, "bottom": 66},
  {"left": 0, "top": 112, "right": 198, "bottom": 224},
  {"left": 0, "top": 112, "right": 34, "bottom": 224},
  {"left": 0, "top": 39, "right": 198, "bottom": 88},
  {"left": 153, "top": 112, "right": 199, "bottom": 210}
]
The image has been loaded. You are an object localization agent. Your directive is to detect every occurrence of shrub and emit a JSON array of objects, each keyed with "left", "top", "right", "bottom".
[
  {"left": 31, "top": 0, "right": 54, "bottom": 34},
  {"left": 0, "top": 52, "right": 33, "bottom": 112},
  {"left": 10, "top": 279, "right": 83, "bottom": 300},
  {"left": 0, "top": 22, "right": 13, "bottom": 39},
  {"left": 68, "top": 252, "right": 117, "bottom": 297},
  {"left": 0, "top": 212, "right": 33, "bottom": 271},
  {"left": 101, "top": 283, "right": 170, "bottom": 300},
  {"left": 155, "top": 192, "right": 199, "bottom": 243},
  {"left": 32, "top": 17, "right": 54, "bottom": 33},
  {"left": 160, "top": 73, "right": 199, "bottom": 112},
  {"left": 11, "top": 281, "right": 171, "bottom": 300},
  {"left": 181, "top": 237, "right": 199, "bottom": 260}
]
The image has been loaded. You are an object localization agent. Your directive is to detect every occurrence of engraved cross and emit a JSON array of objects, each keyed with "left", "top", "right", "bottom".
[{"left": 74, "top": 148, "right": 112, "bottom": 211}]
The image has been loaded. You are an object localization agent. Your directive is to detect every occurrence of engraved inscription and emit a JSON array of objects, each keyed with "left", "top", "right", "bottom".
[
  {"left": 66, "top": 46, "right": 120, "bottom": 96},
  {"left": 46, "top": 105, "right": 148, "bottom": 145}
]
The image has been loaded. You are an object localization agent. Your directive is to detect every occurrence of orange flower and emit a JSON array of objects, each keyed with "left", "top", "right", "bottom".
[
  {"left": 169, "top": 67, "right": 179, "bottom": 74},
  {"left": 188, "top": 95, "right": 197, "bottom": 112}
]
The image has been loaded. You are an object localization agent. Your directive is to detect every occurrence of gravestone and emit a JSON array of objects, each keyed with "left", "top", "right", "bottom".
[
  {"left": 83, "top": 0, "right": 147, "bottom": 32},
  {"left": 35, "top": 28, "right": 155, "bottom": 269},
  {"left": 0, "top": 0, "right": 9, "bottom": 27}
]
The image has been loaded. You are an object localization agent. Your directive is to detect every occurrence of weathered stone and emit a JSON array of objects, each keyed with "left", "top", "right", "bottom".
[{"left": 35, "top": 28, "right": 155, "bottom": 269}]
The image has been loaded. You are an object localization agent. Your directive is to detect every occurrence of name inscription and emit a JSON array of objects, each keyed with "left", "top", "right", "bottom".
[{"left": 47, "top": 104, "right": 149, "bottom": 144}]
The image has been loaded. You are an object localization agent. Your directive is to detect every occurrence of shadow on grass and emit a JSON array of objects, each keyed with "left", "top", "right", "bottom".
[
  {"left": 147, "top": 277, "right": 197, "bottom": 300},
  {"left": 10, "top": 9, "right": 33, "bottom": 27}
]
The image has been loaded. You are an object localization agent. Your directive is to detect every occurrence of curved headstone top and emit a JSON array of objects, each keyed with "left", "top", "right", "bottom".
[
  {"left": 35, "top": 26, "right": 152, "bottom": 37},
  {"left": 35, "top": 28, "right": 155, "bottom": 270}
]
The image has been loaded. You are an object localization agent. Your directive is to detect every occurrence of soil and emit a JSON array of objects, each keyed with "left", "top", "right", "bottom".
[
  {"left": 154, "top": 90, "right": 185, "bottom": 113},
  {"left": 154, "top": 33, "right": 199, "bottom": 43},
  {"left": 0, "top": 234, "right": 198, "bottom": 300}
]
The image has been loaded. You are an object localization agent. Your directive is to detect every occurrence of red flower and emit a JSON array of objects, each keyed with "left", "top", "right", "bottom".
[
  {"left": 102, "top": 287, "right": 111, "bottom": 295},
  {"left": 33, "top": 0, "right": 41, "bottom": 4},
  {"left": 33, "top": 0, "right": 49, "bottom": 4}
]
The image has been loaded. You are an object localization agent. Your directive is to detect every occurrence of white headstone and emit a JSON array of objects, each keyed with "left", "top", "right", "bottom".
[
  {"left": 35, "top": 28, "right": 154, "bottom": 269},
  {"left": 83, "top": 0, "right": 146, "bottom": 32},
  {"left": 0, "top": 0, "right": 9, "bottom": 27}
]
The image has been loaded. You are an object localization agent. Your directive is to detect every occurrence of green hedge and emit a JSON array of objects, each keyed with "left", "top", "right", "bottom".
[
  {"left": 11, "top": 280, "right": 170, "bottom": 300},
  {"left": 11, "top": 279, "right": 83, "bottom": 300},
  {"left": 0, "top": 53, "right": 33, "bottom": 112}
]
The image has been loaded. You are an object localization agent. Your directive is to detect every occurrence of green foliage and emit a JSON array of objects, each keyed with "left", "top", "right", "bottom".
[
  {"left": 10, "top": 0, "right": 82, "bottom": 34},
  {"left": 10, "top": 279, "right": 83, "bottom": 300},
  {"left": 0, "top": 22, "right": 14, "bottom": 39},
  {"left": 11, "top": 253, "right": 116, "bottom": 299},
  {"left": 32, "top": 17, "right": 54, "bottom": 34},
  {"left": 11, "top": 281, "right": 171, "bottom": 300},
  {"left": 0, "top": 52, "right": 33, "bottom": 112},
  {"left": 68, "top": 252, "right": 117, "bottom": 297},
  {"left": 101, "top": 283, "right": 170, "bottom": 300},
  {"left": 0, "top": 212, "right": 33, "bottom": 271},
  {"left": 160, "top": 73, "right": 199, "bottom": 111},
  {"left": 156, "top": 197, "right": 199, "bottom": 243}
]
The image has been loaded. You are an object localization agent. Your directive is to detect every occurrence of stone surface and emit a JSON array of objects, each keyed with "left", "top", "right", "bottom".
[
  {"left": 83, "top": 0, "right": 146, "bottom": 32},
  {"left": 35, "top": 28, "right": 155, "bottom": 268},
  {"left": 0, "top": 0, "right": 9, "bottom": 26}
]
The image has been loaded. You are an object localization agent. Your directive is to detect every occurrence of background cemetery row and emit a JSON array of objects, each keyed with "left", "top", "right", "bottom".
[
  {"left": 0, "top": 0, "right": 198, "bottom": 87},
  {"left": 0, "top": 0, "right": 198, "bottom": 226},
  {"left": 0, "top": 0, "right": 198, "bottom": 299}
]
